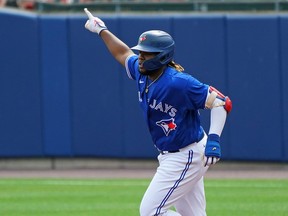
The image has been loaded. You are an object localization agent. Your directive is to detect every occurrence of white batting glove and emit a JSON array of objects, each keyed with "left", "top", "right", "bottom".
[
  {"left": 204, "top": 156, "right": 220, "bottom": 167},
  {"left": 84, "top": 8, "right": 107, "bottom": 35}
]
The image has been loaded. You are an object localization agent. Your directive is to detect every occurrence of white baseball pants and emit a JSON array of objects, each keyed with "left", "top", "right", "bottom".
[{"left": 140, "top": 135, "right": 209, "bottom": 216}]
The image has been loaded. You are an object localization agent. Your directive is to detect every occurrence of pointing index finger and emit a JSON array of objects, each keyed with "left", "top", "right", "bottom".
[{"left": 84, "top": 8, "right": 94, "bottom": 20}]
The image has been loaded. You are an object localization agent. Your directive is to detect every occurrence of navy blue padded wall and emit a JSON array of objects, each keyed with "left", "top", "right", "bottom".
[
  {"left": 173, "top": 15, "right": 230, "bottom": 158},
  {"left": 39, "top": 16, "right": 72, "bottom": 156},
  {"left": 280, "top": 16, "right": 288, "bottom": 161},
  {"left": 119, "top": 16, "right": 172, "bottom": 158},
  {"left": 0, "top": 11, "right": 43, "bottom": 156},
  {"left": 1, "top": 11, "right": 287, "bottom": 161},
  {"left": 226, "top": 15, "right": 282, "bottom": 161},
  {"left": 69, "top": 16, "right": 124, "bottom": 157},
  {"left": 173, "top": 15, "right": 226, "bottom": 87}
]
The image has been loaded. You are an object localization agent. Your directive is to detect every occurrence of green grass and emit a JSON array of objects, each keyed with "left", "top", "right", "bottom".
[
  {"left": 205, "top": 179, "right": 288, "bottom": 216},
  {"left": 0, "top": 179, "right": 287, "bottom": 216}
]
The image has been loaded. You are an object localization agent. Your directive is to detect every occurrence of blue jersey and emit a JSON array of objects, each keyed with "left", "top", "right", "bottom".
[{"left": 125, "top": 55, "right": 209, "bottom": 151}]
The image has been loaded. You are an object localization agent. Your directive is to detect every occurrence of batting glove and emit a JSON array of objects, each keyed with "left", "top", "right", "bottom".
[
  {"left": 84, "top": 8, "right": 107, "bottom": 35},
  {"left": 204, "top": 134, "right": 221, "bottom": 167}
]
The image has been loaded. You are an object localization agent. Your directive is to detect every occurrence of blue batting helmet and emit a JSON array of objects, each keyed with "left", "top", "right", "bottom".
[{"left": 131, "top": 30, "right": 175, "bottom": 71}]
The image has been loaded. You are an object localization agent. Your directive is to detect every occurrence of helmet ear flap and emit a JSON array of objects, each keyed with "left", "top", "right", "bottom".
[
  {"left": 159, "top": 49, "right": 174, "bottom": 65},
  {"left": 143, "top": 56, "right": 163, "bottom": 71},
  {"left": 143, "top": 49, "right": 174, "bottom": 71}
]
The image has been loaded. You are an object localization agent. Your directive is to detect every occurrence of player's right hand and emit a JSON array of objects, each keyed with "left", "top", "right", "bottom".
[
  {"left": 204, "top": 134, "right": 221, "bottom": 167},
  {"left": 84, "top": 8, "right": 107, "bottom": 35}
]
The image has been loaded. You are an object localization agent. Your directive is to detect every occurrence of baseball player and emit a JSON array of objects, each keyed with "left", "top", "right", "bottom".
[{"left": 84, "top": 8, "right": 232, "bottom": 216}]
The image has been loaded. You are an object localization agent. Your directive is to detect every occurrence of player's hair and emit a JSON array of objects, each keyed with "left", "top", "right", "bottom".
[{"left": 168, "top": 61, "right": 184, "bottom": 72}]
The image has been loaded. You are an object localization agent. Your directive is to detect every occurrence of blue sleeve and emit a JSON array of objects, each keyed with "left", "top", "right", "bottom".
[
  {"left": 185, "top": 76, "right": 209, "bottom": 110},
  {"left": 125, "top": 54, "right": 138, "bottom": 80}
]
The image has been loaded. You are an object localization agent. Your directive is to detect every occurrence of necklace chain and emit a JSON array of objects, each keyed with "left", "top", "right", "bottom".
[{"left": 145, "top": 71, "right": 164, "bottom": 93}]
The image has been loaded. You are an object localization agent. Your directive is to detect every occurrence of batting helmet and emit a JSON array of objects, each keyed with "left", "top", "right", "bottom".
[{"left": 131, "top": 30, "right": 175, "bottom": 71}]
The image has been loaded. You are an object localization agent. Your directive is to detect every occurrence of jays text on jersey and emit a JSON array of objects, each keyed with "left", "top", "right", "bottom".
[{"left": 125, "top": 55, "right": 208, "bottom": 152}]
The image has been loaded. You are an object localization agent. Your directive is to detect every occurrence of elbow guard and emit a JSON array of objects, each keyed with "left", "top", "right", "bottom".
[{"left": 206, "top": 86, "right": 232, "bottom": 114}]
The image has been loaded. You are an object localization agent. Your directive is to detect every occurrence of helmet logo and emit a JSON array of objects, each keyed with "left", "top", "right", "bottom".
[{"left": 139, "top": 35, "right": 147, "bottom": 43}]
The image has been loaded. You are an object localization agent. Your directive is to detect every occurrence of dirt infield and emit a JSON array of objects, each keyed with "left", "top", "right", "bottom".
[
  {"left": 0, "top": 159, "right": 287, "bottom": 179},
  {"left": 0, "top": 168, "right": 287, "bottom": 179}
]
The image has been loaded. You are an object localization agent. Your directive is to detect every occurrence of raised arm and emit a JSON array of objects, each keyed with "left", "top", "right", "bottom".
[{"left": 84, "top": 8, "right": 134, "bottom": 66}]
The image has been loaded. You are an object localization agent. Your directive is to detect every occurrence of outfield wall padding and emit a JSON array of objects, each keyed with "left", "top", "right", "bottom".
[{"left": 0, "top": 9, "right": 287, "bottom": 161}]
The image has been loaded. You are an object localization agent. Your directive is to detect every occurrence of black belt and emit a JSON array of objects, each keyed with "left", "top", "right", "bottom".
[{"left": 159, "top": 150, "right": 180, "bottom": 155}]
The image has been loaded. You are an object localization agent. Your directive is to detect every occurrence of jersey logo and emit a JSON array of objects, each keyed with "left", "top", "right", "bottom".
[{"left": 156, "top": 118, "right": 177, "bottom": 136}]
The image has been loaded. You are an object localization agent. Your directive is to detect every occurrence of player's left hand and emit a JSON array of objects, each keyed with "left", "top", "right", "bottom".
[
  {"left": 84, "top": 8, "right": 107, "bottom": 35},
  {"left": 204, "top": 134, "right": 221, "bottom": 167}
]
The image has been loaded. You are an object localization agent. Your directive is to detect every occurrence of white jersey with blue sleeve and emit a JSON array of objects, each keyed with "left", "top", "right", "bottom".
[{"left": 125, "top": 55, "right": 209, "bottom": 152}]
